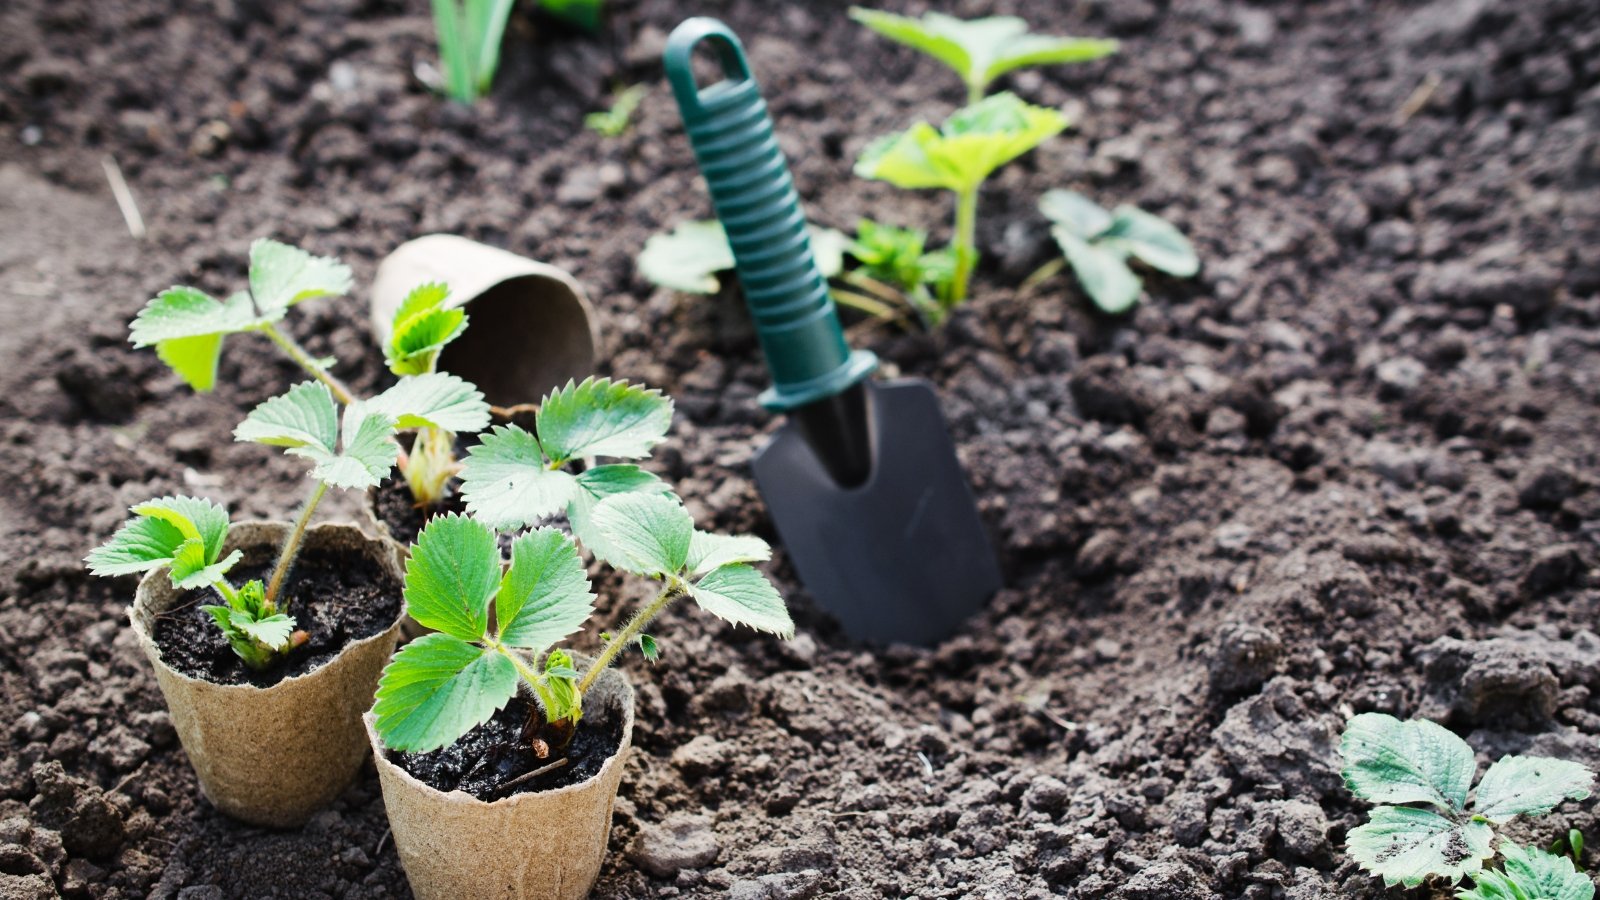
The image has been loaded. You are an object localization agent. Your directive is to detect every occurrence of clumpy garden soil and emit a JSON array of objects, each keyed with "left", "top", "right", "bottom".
[
  {"left": 389, "top": 694, "right": 626, "bottom": 799},
  {"left": 155, "top": 546, "right": 402, "bottom": 687},
  {"left": 1, "top": 0, "right": 1598, "bottom": 897}
]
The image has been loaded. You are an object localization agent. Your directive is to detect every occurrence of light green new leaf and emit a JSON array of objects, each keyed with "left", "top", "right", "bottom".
[
  {"left": 131, "top": 496, "right": 230, "bottom": 564},
  {"left": 234, "top": 381, "right": 340, "bottom": 450},
  {"left": 130, "top": 289, "right": 261, "bottom": 391},
  {"left": 809, "top": 226, "right": 850, "bottom": 279},
  {"left": 1103, "top": 205, "right": 1200, "bottom": 277},
  {"left": 248, "top": 238, "right": 353, "bottom": 314},
  {"left": 387, "top": 282, "right": 466, "bottom": 376},
  {"left": 230, "top": 611, "right": 295, "bottom": 650},
  {"left": 372, "top": 634, "right": 518, "bottom": 752},
  {"left": 1474, "top": 756, "right": 1594, "bottom": 823},
  {"left": 686, "top": 532, "right": 771, "bottom": 578},
  {"left": 306, "top": 403, "right": 399, "bottom": 490},
  {"left": 689, "top": 564, "right": 792, "bottom": 637},
  {"left": 404, "top": 514, "right": 501, "bottom": 641},
  {"left": 236, "top": 384, "right": 397, "bottom": 490},
  {"left": 536, "top": 377, "right": 673, "bottom": 463},
  {"left": 1052, "top": 226, "right": 1141, "bottom": 314},
  {"left": 1459, "top": 844, "right": 1597, "bottom": 900},
  {"left": 368, "top": 373, "right": 490, "bottom": 433},
  {"left": 85, "top": 515, "right": 188, "bottom": 576},
  {"left": 855, "top": 93, "right": 1067, "bottom": 194},
  {"left": 1348, "top": 805, "right": 1494, "bottom": 887},
  {"left": 459, "top": 424, "right": 578, "bottom": 531},
  {"left": 590, "top": 492, "right": 693, "bottom": 577},
  {"left": 567, "top": 465, "right": 671, "bottom": 567},
  {"left": 496, "top": 528, "right": 595, "bottom": 650},
  {"left": 849, "top": 8, "right": 1116, "bottom": 99},
  {"left": 167, "top": 539, "right": 243, "bottom": 591},
  {"left": 1039, "top": 189, "right": 1113, "bottom": 239},
  {"left": 638, "top": 220, "right": 735, "bottom": 294},
  {"left": 1340, "top": 713, "right": 1477, "bottom": 812}
]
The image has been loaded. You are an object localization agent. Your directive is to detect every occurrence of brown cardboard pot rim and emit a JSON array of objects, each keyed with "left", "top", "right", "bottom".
[
  {"left": 365, "top": 659, "right": 635, "bottom": 900},
  {"left": 370, "top": 233, "right": 599, "bottom": 409},
  {"left": 130, "top": 520, "right": 406, "bottom": 828}
]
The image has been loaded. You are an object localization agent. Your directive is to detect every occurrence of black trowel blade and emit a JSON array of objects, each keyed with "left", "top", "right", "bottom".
[{"left": 751, "top": 379, "right": 1003, "bottom": 646}]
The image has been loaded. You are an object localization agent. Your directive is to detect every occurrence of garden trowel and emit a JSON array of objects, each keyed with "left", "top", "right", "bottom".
[{"left": 664, "top": 18, "right": 1002, "bottom": 646}]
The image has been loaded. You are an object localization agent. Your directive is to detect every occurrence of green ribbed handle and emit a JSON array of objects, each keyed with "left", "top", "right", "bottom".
[{"left": 665, "top": 18, "right": 876, "bottom": 411}]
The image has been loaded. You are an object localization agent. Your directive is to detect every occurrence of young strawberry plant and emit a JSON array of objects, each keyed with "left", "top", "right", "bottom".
[
  {"left": 586, "top": 84, "right": 646, "bottom": 138},
  {"left": 855, "top": 92, "right": 1067, "bottom": 316},
  {"left": 1037, "top": 188, "right": 1198, "bottom": 314},
  {"left": 429, "top": 0, "right": 515, "bottom": 104},
  {"left": 1458, "top": 843, "right": 1594, "bottom": 900},
  {"left": 1340, "top": 713, "right": 1595, "bottom": 889},
  {"left": 849, "top": 7, "right": 1118, "bottom": 104}
]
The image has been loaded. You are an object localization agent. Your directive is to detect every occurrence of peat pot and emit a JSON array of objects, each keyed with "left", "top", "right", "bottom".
[
  {"left": 366, "top": 662, "right": 636, "bottom": 900},
  {"left": 129, "top": 521, "right": 406, "bottom": 828}
]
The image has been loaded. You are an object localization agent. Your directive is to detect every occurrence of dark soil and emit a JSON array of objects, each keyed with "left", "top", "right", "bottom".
[
  {"left": 389, "top": 694, "right": 626, "bottom": 800},
  {"left": 155, "top": 546, "right": 402, "bottom": 686},
  {"left": 2, "top": 0, "right": 1599, "bottom": 898},
  {"left": 368, "top": 478, "right": 463, "bottom": 547}
]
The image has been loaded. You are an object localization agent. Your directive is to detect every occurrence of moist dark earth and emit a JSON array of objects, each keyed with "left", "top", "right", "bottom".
[
  {"left": 1, "top": 0, "right": 1598, "bottom": 897},
  {"left": 156, "top": 546, "right": 402, "bottom": 686}
]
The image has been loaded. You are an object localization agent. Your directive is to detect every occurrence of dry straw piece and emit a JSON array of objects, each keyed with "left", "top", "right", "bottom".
[
  {"left": 129, "top": 521, "right": 405, "bottom": 828},
  {"left": 366, "top": 662, "right": 636, "bottom": 900}
]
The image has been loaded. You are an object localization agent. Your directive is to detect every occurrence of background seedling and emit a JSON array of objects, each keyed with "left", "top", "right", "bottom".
[
  {"left": 850, "top": 7, "right": 1117, "bottom": 104},
  {"left": 1036, "top": 189, "right": 1198, "bottom": 314},
  {"left": 429, "top": 0, "right": 515, "bottom": 104},
  {"left": 86, "top": 497, "right": 300, "bottom": 670},
  {"left": 1340, "top": 713, "right": 1595, "bottom": 889},
  {"left": 1459, "top": 843, "right": 1594, "bottom": 900},
  {"left": 855, "top": 92, "right": 1066, "bottom": 316},
  {"left": 586, "top": 84, "right": 646, "bottom": 138}
]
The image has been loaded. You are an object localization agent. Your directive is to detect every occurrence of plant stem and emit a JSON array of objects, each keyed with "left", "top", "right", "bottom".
[
  {"left": 577, "top": 582, "right": 682, "bottom": 695},
  {"left": 265, "top": 480, "right": 330, "bottom": 609},
  {"left": 967, "top": 79, "right": 984, "bottom": 107},
  {"left": 259, "top": 323, "right": 356, "bottom": 406},
  {"left": 948, "top": 185, "right": 980, "bottom": 308}
]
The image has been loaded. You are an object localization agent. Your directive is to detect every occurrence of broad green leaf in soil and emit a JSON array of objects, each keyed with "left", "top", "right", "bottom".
[
  {"left": 589, "top": 492, "right": 694, "bottom": 577},
  {"left": 1052, "top": 226, "right": 1142, "bottom": 315},
  {"left": 685, "top": 531, "right": 772, "bottom": 578},
  {"left": 403, "top": 514, "right": 501, "bottom": 640},
  {"left": 638, "top": 220, "right": 734, "bottom": 294},
  {"left": 372, "top": 634, "right": 519, "bottom": 752},
  {"left": 1348, "top": 805, "right": 1494, "bottom": 887},
  {"left": 535, "top": 377, "right": 673, "bottom": 464},
  {"left": 167, "top": 539, "right": 242, "bottom": 591},
  {"left": 688, "top": 563, "right": 794, "bottom": 637},
  {"left": 130, "top": 289, "right": 260, "bottom": 391},
  {"left": 459, "top": 424, "right": 578, "bottom": 531},
  {"left": 1340, "top": 713, "right": 1477, "bottom": 812},
  {"left": 495, "top": 528, "right": 594, "bottom": 650},
  {"left": 855, "top": 93, "right": 1067, "bottom": 194},
  {"left": 1473, "top": 755, "right": 1594, "bottom": 823},
  {"left": 248, "top": 238, "right": 353, "bottom": 314},
  {"left": 1039, "top": 189, "right": 1114, "bottom": 239},
  {"left": 130, "top": 495, "right": 230, "bottom": 564},
  {"left": 567, "top": 465, "right": 671, "bottom": 567},
  {"left": 368, "top": 372, "right": 490, "bottom": 433},
  {"left": 1459, "top": 843, "right": 1597, "bottom": 900},
  {"left": 234, "top": 381, "right": 340, "bottom": 451},
  {"left": 85, "top": 515, "right": 189, "bottom": 577},
  {"left": 304, "top": 403, "right": 399, "bottom": 490},
  {"left": 1103, "top": 205, "right": 1200, "bottom": 277}
]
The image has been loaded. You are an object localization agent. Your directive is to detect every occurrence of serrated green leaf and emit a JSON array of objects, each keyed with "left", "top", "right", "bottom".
[
  {"left": 1341, "top": 713, "right": 1477, "bottom": 812},
  {"left": 638, "top": 220, "right": 734, "bottom": 294},
  {"left": 567, "top": 465, "right": 671, "bottom": 566},
  {"left": 686, "top": 531, "right": 772, "bottom": 578},
  {"left": 537, "top": 377, "right": 673, "bottom": 463},
  {"left": 590, "top": 492, "right": 693, "bottom": 576},
  {"left": 1457, "top": 868, "right": 1532, "bottom": 900},
  {"left": 532, "top": 647, "right": 584, "bottom": 723},
  {"left": 388, "top": 283, "right": 466, "bottom": 376},
  {"left": 154, "top": 333, "right": 226, "bottom": 392},
  {"left": 168, "top": 540, "right": 242, "bottom": 591},
  {"left": 496, "top": 528, "right": 594, "bottom": 650},
  {"left": 1349, "top": 805, "right": 1494, "bottom": 887},
  {"left": 130, "top": 496, "right": 230, "bottom": 564},
  {"left": 237, "top": 384, "right": 398, "bottom": 490},
  {"left": 1460, "top": 843, "right": 1597, "bottom": 900},
  {"left": 855, "top": 93, "right": 1067, "bottom": 195},
  {"left": 368, "top": 373, "right": 490, "bottom": 433},
  {"left": 372, "top": 633, "right": 519, "bottom": 752},
  {"left": 302, "top": 402, "right": 399, "bottom": 490},
  {"left": 1039, "top": 189, "right": 1114, "bottom": 239},
  {"left": 1103, "top": 205, "right": 1199, "bottom": 277},
  {"left": 404, "top": 514, "right": 501, "bottom": 641},
  {"left": 459, "top": 424, "right": 578, "bottom": 531},
  {"left": 248, "top": 238, "right": 353, "bottom": 313},
  {"left": 688, "top": 563, "right": 793, "bottom": 637},
  {"left": 230, "top": 611, "right": 295, "bottom": 650},
  {"left": 638, "top": 634, "right": 659, "bottom": 661},
  {"left": 1053, "top": 224, "right": 1142, "bottom": 314},
  {"left": 1474, "top": 756, "right": 1594, "bottom": 824},
  {"left": 201, "top": 604, "right": 234, "bottom": 633},
  {"left": 85, "top": 517, "right": 186, "bottom": 577},
  {"left": 130, "top": 288, "right": 260, "bottom": 346},
  {"left": 235, "top": 381, "right": 340, "bottom": 450}
]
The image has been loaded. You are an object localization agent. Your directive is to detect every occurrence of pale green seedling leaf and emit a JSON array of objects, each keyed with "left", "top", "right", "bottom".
[
  {"left": 1039, "top": 189, "right": 1113, "bottom": 239},
  {"left": 459, "top": 424, "right": 578, "bottom": 531},
  {"left": 536, "top": 377, "right": 673, "bottom": 463},
  {"left": 589, "top": 492, "right": 693, "bottom": 577},
  {"left": 496, "top": 528, "right": 594, "bottom": 650},
  {"left": 236, "top": 384, "right": 398, "bottom": 490},
  {"left": 234, "top": 381, "right": 340, "bottom": 450},
  {"left": 1053, "top": 226, "right": 1142, "bottom": 314},
  {"left": 131, "top": 496, "right": 230, "bottom": 564},
  {"left": 85, "top": 515, "right": 189, "bottom": 576},
  {"left": 248, "top": 238, "right": 353, "bottom": 314},
  {"left": 1103, "top": 205, "right": 1200, "bottom": 277},
  {"left": 638, "top": 220, "right": 734, "bottom": 294},
  {"left": 1459, "top": 843, "right": 1597, "bottom": 900},
  {"left": 1474, "top": 756, "right": 1594, "bottom": 824},
  {"left": 686, "top": 531, "right": 771, "bottom": 578},
  {"left": 404, "top": 514, "right": 501, "bottom": 640},
  {"left": 1341, "top": 713, "right": 1477, "bottom": 812},
  {"left": 130, "top": 289, "right": 261, "bottom": 391},
  {"left": 567, "top": 465, "right": 671, "bottom": 567},
  {"left": 1348, "top": 805, "right": 1494, "bottom": 887},
  {"left": 689, "top": 564, "right": 793, "bottom": 637},
  {"left": 372, "top": 633, "right": 518, "bottom": 752},
  {"left": 230, "top": 611, "right": 295, "bottom": 650},
  {"left": 368, "top": 373, "right": 490, "bottom": 432},
  {"left": 387, "top": 282, "right": 466, "bottom": 376},
  {"left": 638, "top": 634, "right": 660, "bottom": 661},
  {"left": 855, "top": 93, "right": 1067, "bottom": 194},
  {"left": 305, "top": 403, "right": 399, "bottom": 490},
  {"left": 167, "top": 539, "right": 243, "bottom": 591}
]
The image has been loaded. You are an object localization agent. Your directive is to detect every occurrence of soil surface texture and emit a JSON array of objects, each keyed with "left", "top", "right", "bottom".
[
  {"left": 2, "top": 0, "right": 1599, "bottom": 898},
  {"left": 368, "top": 480, "right": 464, "bottom": 548},
  {"left": 390, "top": 694, "right": 626, "bottom": 800},
  {"left": 156, "top": 546, "right": 402, "bottom": 687}
]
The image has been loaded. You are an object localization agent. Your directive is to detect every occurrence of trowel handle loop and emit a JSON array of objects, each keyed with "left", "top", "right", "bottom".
[{"left": 664, "top": 18, "right": 876, "bottom": 412}]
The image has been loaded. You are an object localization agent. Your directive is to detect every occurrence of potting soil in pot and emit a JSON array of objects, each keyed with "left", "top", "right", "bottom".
[
  {"left": 389, "top": 693, "right": 627, "bottom": 801},
  {"left": 155, "top": 545, "right": 403, "bottom": 687},
  {"left": 370, "top": 478, "right": 467, "bottom": 547}
]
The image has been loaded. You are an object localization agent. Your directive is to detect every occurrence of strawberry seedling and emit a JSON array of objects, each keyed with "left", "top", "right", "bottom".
[
  {"left": 429, "top": 0, "right": 515, "bottom": 104},
  {"left": 1037, "top": 189, "right": 1198, "bottom": 314},
  {"left": 1458, "top": 843, "right": 1594, "bottom": 900},
  {"left": 1340, "top": 713, "right": 1595, "bottom": 890},
  {"left": 586, "top": 84, "right": 646, "bottom": 138}
]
